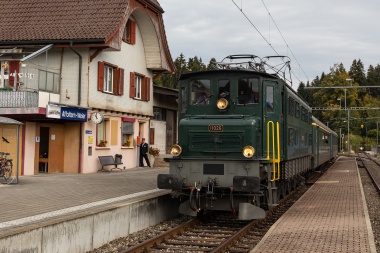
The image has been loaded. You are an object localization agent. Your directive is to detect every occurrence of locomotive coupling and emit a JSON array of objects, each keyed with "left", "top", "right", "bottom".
[
  {"left": 157, "top": 174, "right": 183, "bottom": 190},
  {"left": 233, "top": 176, "right": 260, "bottom": 192}
]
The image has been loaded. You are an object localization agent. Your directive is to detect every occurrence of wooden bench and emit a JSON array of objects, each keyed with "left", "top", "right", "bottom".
[{"left": 98, "top": 155, "right": 123, "bottom": 172}]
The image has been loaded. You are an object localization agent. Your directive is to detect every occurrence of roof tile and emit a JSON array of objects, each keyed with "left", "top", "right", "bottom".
[{"left": 0, "top": 0, "right": 131, "bottom": 43}]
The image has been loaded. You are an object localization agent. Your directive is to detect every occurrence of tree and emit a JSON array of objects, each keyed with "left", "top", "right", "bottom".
[
  {"left": 187, "top": 56, "right": 206, "bottom": 72},
  {"left": 207, "top": 58, "right": 218, "bottom": 70},
  {"left": 348, "top": 59, "right": 366, "bottom": 100},
  {"left": 297, "top": 81, "right": 314, "bottom": 107},
  {"left": 154, "top": 53, "right": 188, "bottom": 89},
  {"left": 366, "top": 64, "right": 380, "bottom": 99}
]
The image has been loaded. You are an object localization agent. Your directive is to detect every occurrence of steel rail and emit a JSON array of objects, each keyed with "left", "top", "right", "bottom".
[{"left": 358, "top": 153, "right": 380, "bottom": 194}]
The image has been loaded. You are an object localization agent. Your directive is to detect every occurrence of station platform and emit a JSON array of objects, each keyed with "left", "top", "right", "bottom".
[
  {"left": 252, "top": 156, "right": 377, "bottom": 253},
  {"left": 0, "top": 166, "right": 170, "bottom": 240}
]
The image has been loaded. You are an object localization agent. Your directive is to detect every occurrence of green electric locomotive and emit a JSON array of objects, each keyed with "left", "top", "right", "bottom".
[{"left": 157, "top": 55, "right": 337, "bottom": 220}]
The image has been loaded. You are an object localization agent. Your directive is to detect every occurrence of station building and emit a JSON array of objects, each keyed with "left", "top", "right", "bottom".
[{"left": 0, "top": 0, "right": 175, "bottom": 175}]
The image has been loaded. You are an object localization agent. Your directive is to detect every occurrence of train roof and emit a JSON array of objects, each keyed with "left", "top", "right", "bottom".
[
  {"left": 179, "top": 69, "right": 278, "bottom": 80},
  {"left": 312, "top": 116, "right": 338, "bottom": 136}
]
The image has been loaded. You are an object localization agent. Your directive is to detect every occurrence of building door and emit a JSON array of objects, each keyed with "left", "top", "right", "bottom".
[
  {"left": 35, "top": 124, "right": 65, "bottom": 174},
  {"left": 38, "top": 127, "right": 49, "bottom": 173}
]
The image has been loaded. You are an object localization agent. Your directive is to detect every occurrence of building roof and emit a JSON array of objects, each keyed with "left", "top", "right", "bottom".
[{"left": 0, "top": 0, "right": 163, "bottom": 44}]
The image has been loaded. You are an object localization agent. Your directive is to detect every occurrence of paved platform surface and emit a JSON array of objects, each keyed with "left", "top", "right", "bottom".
[
  {"left": 252, "top": 156, "right": 377, "bottom": 253},
  {"left": 0, "top": 166, "right": 169, "bottom": 238}
]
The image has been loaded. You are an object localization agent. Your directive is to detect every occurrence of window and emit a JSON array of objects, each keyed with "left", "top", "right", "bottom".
[
  {"left": 38, "top": 70, "right": 60, "bottom": 93},
  {"left": 190, "top": 79, "right": 211, "bottom": 106},
  {"left": 153, "top": 107, "right": 166, "bottom": 121},
  {"left": 266, "top": 86, "right": 274, "bottom": 111},
  {"left": 104, "top": 65, "right": 113, "bottom": 93},
  {"left": 97, "top": 121, "right": 106, "bottom": 147},
  {"left": 288, "top": 128, "right": 298, "bottom": 146},
  {"left": 288, "top": 97, "right": 295, "bottom": 116},
  {"left": 129, "top": 72, "right": 150, "bottom": 101},
  {"left": 123, "top": 19, "right": 136, "bottom": 44},
  {"left": 98, "top": 61, "right": 124, "bottom": 95},
  {"left": 295, "top": 102, "right": 300, "bottom": 118},
  {"left": 238, "top": 77, "right": 259, "bottom": 105},
  {"left": 122, "top": 121, "right": 134, "bottom": 146},
  {"left": 218, "top": 79, "right": 230, "bottom": 99},
  {"left": 134, "top": 75, "right": 141, "bottom": 99}
]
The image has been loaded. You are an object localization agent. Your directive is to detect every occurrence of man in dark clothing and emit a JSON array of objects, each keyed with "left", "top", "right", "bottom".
[{"left": 139, "top": 138, "right": 151, "bottom": 167}]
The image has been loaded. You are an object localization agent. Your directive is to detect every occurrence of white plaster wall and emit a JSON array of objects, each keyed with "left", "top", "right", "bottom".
[
  {"left": 81, "top": 117, "right": 141, "bottom": 173},
  {"left": 24, "top": 122, "right": 36, "bottom": 175},
  {"left": 150, "top": 120, "right": 166, "bottom": 153},
  {"left": 88, "top": 20, "right": 153, "bottom": 116}
]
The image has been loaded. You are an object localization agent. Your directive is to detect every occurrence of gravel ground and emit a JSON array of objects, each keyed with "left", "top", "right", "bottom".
[{"left": 88, "top": 164, "right": 380, "bottom": 253}]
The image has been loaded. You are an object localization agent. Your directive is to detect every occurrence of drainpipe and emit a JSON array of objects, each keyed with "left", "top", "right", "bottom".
[
  {"left": 69, "top": 42, "right": 82, "bottom": 106},
  {"left": 70, "top": 42, "right": 83, "bottom": 174}
]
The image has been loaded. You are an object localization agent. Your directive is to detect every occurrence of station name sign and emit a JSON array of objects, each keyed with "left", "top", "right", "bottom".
[{"left": 46, "top": 104, "right": 87, "bottom": 122}]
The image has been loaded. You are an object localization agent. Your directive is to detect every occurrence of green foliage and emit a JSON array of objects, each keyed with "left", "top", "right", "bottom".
[{"left": 154, "top": 53, "right": 210, "bottom": 89}]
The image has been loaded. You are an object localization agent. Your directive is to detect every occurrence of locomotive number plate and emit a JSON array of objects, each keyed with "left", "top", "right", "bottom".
[{"left": 208, "top": 124, "right": 223, "bottom": 132}]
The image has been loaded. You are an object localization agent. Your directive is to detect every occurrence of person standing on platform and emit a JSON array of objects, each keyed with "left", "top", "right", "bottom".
[{"left": 139, "top": 138, "right": 151, "bottom": 167}]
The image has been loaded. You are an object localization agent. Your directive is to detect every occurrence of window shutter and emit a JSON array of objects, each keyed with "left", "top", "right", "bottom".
[
  {"left": 98, "top": 61, "right": 104, "bottom": 91},
  {"left": 146, "top": 77, "right": 151, "bottom": 101},
  {"left": 130, "top": 20, "right": 136, "bottom": 44},
  {"left": 117, "top": 68, "right": 124, "bottom": 95},
  {"left": 141, "top": 76, "right": 148, "bottom": 101},
  {"left": 129, "top": 72, "right": 135, "bottom": 98},
  {"left": 8, "top": 61, "right": 20, "bottom": 87}
]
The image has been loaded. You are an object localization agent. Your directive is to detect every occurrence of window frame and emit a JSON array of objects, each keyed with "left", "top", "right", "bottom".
[
  {"left": 103, "top": 65, "right": 114, "bottom": 93},
  {"left": 98, "top": 61, "right": 124, "bottom": 96},
  {"left": 134, "top": 75, "right": 142, "bottom": 99},
  {"left": 129, "top": 72, "right": 150, "bottom": 102},
  {"left": 38, "top": 69, "right": 60, "bottom": 93},
  {"left": 96, "top": 121, "right": 107, "bottom": 147},
  {"left": 123, "top": 19, "right": 136, "bottom": 44}
]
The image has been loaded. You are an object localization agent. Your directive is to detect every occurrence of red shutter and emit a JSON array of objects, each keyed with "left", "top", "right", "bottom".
[
  {"left": 98, "top": 61, "right": 104, "bottom": 91},
  {"left": 8, "top": 61, "right": 20, "bottom": 87},
  {"left": 117, "top": 68, "right": 124, "bottom": 95},
  {"left": 129, "top": 72, "right": 135, "bottom": 98},
  {"left": 113, "top": 68, "right": 118, "bottom": 94},
  {"left": 130, "top": 20, "right": 136, "bottom": 44},
  {"left": 146, "top": 77, "right": 151, "bottom": 101},
  {"left": 141, "top": 77, "right": 147, "bottom": 101}
]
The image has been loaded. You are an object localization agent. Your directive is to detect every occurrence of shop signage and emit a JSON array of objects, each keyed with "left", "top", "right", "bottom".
[{"left": 46, "top": 104, "right": 87, "bottom": 122}]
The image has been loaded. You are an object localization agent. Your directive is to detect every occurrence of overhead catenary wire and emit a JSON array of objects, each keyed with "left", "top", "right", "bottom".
[
  {"left": 260, "top": 0, "right": 309, "bottom": 82},
  {"left": 231, "top": 0, "right": 309, "bottom": 84}
]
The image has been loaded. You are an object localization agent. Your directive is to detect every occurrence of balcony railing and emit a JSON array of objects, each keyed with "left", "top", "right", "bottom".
[{"left": 0, "top": 89, "right": 39, "bottom": 108}]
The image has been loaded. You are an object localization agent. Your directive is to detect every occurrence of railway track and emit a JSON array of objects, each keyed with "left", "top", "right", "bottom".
[
  {"left": 357, "top": 152, "right": 380, "bottom": 194},
  {"left": 121, "top": 184, "right": 309, "bottom": 253}
]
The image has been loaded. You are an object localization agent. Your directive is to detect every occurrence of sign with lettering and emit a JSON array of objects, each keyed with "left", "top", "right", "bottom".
[{"left": 46, "top": 105, "right": 87, "bottom": 122}]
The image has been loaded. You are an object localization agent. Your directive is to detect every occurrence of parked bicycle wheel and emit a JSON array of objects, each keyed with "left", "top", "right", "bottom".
[{"left": 0, "top": 160, "right": 14, "bottom": 184}]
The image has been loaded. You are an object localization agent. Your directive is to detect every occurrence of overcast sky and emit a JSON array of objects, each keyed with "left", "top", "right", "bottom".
[{"left": 158, "top": 0, "right": 380, "bottom": 90}]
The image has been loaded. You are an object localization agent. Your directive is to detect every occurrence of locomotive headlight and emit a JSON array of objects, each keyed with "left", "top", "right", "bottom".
[
  {"left": 217, "top": 98, "right": 228, "bottom": 110},
  {"left": 170, "top": 144, "right": 182, "bottom": 157},
  {"left": 242, "top": 146, "right": 255, "bottom": 158}
]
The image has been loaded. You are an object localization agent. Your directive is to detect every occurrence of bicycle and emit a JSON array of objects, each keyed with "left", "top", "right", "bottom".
[{"left": 0, "top": 152, "right": 14, "bottom": 184}]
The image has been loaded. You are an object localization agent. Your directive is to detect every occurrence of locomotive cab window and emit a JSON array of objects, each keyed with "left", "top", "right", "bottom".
[
  {"left": 218, "top": 79, "right": 230, "bottom": 98},
  {"left": 266, "top": 86, "right": 274, "bottom": 111},
  {"left": 191, "top": 79, "right": 211, "bottom": 106},
  {"left": 237, "top": 77, "right": 259, "bottom": 105}
]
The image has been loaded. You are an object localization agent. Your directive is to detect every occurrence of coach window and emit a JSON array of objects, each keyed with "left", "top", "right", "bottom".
[
  {"left": 266, "top": 86, "right": 274, "bottom": 111},
  {"left": 190, "top": 79, "right": 211, "bottom": 106}
]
